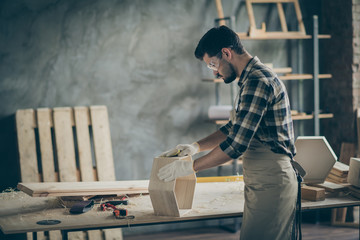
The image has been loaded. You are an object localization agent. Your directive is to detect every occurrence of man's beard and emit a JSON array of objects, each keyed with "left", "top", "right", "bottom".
[{"left": 223, "top": 63, "right": 237, "bottom": 84}]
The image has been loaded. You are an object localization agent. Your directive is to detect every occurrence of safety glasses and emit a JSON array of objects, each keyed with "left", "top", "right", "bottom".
[
  {"left": 207, "top": 58, "right": 220, "bottom": 71},
  {"left": 206, "top": 51, "right": 223, "bottom": 71}
]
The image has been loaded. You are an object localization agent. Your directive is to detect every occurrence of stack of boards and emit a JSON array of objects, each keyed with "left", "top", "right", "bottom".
[{"left": 326, "top": 161, "right": 349, "bottom": 184}]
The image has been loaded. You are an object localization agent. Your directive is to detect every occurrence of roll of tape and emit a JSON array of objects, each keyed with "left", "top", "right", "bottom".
[{"left": 348, "top": 158, "right": 360, "bottom": 187}]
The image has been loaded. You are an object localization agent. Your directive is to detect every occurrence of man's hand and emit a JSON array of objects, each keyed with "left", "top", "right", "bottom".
[
  {"left": 160, "top": 142, "right": 200, "bottom": 157},
  {"left": 176, "top": 142, "right": 200, "bottom": 156},
  {"left": 157, "top": 159, "right": 195, "bottom": 182}
]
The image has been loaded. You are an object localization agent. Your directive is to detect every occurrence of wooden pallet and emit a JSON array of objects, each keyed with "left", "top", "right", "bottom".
[{"left": 16, "top": 106, "right": 122, "bottom": 240}]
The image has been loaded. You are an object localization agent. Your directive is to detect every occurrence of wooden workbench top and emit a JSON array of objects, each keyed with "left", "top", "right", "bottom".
[
  {"left": 1, "top": 181, "right": 360, "bottom": 235},
  {"left": 0, "top": 181, "right": 244, "bottom": 234}
]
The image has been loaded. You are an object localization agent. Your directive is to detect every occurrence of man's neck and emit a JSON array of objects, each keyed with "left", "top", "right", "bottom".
[{"left": 232, "top": 51, "right": 253, "bottom": 78}]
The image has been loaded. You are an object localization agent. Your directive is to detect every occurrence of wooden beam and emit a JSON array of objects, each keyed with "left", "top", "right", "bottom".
[
  {"left": 215, "top": 0, "right": 226, "bottom": 26},
  {"left": 277, "top": 2, "right": 288, "bottom": 32}
]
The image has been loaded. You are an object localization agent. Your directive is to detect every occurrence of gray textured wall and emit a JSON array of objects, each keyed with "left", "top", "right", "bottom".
[
  {"left": 0, "top": 0, "right": 300, "bottom": 190},
  {"left": 0, "top": 0, "right": 327, "bottom": 190},
  {"left": 0, "top": 0, "right": 344, "bottom": 236}
]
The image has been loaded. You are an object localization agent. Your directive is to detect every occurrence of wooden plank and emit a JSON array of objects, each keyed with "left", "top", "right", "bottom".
[
  {"left": 280, "top": 74, "right": 332, "bottom": 80},
  {"left": 277, "top": 2, "right": 288, "bottom": 32},
  {"left": 68, "top": 232, "right": 84, "bottom": 240},
  {"left": 53, "top": 107, "right": 77, "bottom": 182},
  {"left": 16, "top": 109, "right": 40, "bottom": 183},
  {"left": 72, "top": 107, "right": 108, "bottom": 240},
  {"left": 103, "top": 229, "right": 123, "bottom": 240},
  {"left": 16, "top": 109, "right": 48, "bottom": 240},
  {"left": 90, "top": 106, "right": 115, "bottom": 181},
  {"left": 301, "top": 185, "right": 325, "bottom": 201},
  {"left": 326, "top": 173, "right": 348, "bottom": 184},
  {"left": 273, "top": 67, "right": 292, "bottom": 74},
  {"left": 87, "top": 230, "right": 103, "bottom": 240},
  {"left": 37, "top": 108, "right": 57, "bottom": 182},
  {"left": 214, "top": 0, "right": 226, "bottom": 26},
  {"left": 36, "top": 108, "right": 63, "bottom": 240},
  {"left": 339, "top": 142, "right": 355, "bottom": 165},
  {"left": 331, "top": 161, "right": 349, "bottom": 176},
  {"left": 293, "top": 0, "right": 306, "bottom": 34},
  {"left": 17, "top": 181, "right": 149, "bottom": 197},
  {"left": 89, "top": 107, "right": 123, "bottom": 240},
  {"left": 246, "top": 0, "right": 256, "bottom": 32},
  {"left": 308, "top": 181, "right": 348, "bottom": 193},
  {"left": 74, "top": 107, "right": 95, "bottom": 182}
]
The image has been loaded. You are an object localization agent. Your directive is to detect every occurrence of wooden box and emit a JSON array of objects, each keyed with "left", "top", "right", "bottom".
[
  {"left": 301, "top": 185, "right": 325, "bottom": 201},
  {"left": 148, "top": 155, "right": 196, "bottom": 217}
]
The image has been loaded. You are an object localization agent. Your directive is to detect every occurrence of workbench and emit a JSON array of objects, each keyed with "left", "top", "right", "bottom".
[{"left": 1, "top": 181, "right": 360, "bottom": 240}]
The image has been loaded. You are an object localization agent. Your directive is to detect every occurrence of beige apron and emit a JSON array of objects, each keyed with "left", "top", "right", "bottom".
[{"left": 240, "top": 139, "right": 298, "bottom": 240}]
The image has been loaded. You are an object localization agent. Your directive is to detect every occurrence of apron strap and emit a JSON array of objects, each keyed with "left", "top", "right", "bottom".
[{"left": 291, "top": 159, "right": 303, "bottom": 240}]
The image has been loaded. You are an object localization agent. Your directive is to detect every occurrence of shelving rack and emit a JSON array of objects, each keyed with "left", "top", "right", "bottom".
[{"left": 206, "top": 0, "right": 332, "bottom": 136}]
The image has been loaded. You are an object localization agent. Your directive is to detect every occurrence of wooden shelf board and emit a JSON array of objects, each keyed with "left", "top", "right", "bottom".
[
  {"left": 273, "top": 67, "right": 292, "bottom": 74},
  {"left": 212, "top": 113, "right": 333, "bottom": 124},
  {"left": 237, "top": 32, "right": 331, "bottom": 40},
  {"left": 202, "top": 74, "right": 332, "bottom": 83},
  {"left": 280, "top": 74, "right": 332, "bottom": 80},
  {"left": 292, "top": 113, "right": 334, "bottom": 120}
]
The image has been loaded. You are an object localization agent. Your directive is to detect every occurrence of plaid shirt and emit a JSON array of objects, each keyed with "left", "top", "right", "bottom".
[{"left": 219, "top": 57, "right": 296, "bottom": 159}]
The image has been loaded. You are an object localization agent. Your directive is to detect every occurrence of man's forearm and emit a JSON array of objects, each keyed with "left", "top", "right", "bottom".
[
  {"left": 197, "top": 130, "right": 227, "bottom": 152},
  {"left": 193, "top": 146, "right": 232, "bottom": 172}
]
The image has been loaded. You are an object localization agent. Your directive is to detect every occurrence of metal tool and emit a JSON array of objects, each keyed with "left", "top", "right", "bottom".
[{"left": 106, "top": 200, "right": 128, "bottom": 205}]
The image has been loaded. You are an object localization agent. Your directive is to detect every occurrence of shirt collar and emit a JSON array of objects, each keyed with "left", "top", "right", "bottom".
[{"left": 238, "top": 56, "right": 259, "bottom": 86}]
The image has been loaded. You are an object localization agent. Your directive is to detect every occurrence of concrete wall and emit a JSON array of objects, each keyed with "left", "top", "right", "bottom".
[
  {"left": 0, "top": 0, "right": 346, "bottom": 236},
  {"left": 0, "top": 0, "right": 304, "bottom": 191}
]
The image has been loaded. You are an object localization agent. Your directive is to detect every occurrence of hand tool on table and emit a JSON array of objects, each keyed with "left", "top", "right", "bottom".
[
  {"left": 113, "top": 209, "right": 135, "bottom": 219},
  {"left": 100, "top": 201, "right": 134, "bottom": 219}
]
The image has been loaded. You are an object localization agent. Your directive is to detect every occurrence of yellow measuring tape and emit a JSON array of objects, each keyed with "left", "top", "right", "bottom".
[{"left": 196, "top": 175, "right": 243, "bottom": 183}]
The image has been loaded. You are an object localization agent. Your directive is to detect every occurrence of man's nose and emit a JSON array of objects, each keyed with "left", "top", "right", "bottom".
[{"left": 213, "top": 70, "right": 218, "bottom": 76}]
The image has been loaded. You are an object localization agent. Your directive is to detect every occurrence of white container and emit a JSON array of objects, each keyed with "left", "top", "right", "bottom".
[{"left": 348, "top": 158, "right": 360, "bottom": 188}]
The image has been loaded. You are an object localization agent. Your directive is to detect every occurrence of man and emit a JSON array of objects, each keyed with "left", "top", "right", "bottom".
[{"left": 158, "top": 26, "right": 301, "bottom": 240}]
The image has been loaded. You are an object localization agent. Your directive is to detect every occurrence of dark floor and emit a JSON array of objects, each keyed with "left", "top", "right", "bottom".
[{"left": 124, "top": 223, "right": 360, "bottom": 240}]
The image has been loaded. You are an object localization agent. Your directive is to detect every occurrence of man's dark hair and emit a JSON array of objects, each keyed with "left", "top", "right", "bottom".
[{"left": 194, "top": 25, "right": 245, "bottom": 60}]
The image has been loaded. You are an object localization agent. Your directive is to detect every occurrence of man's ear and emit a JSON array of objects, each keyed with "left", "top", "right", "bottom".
[{"left": 221, "top": 48, "right": 232, "bottom": 60}]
